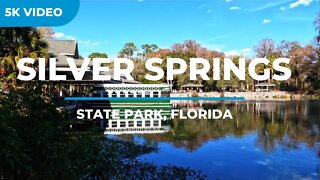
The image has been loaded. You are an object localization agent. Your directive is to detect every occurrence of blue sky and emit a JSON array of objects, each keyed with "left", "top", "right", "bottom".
[{"left": 54, "top": 0, "right": 319, "bottom": 57}]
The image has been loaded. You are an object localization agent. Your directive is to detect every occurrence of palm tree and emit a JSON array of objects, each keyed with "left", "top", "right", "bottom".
[
  {"left": 0, "top": 28, "right": 48, "bottom": 85},
  {"left": 118, "top": 42, "right": 138, "bottom": 59}
]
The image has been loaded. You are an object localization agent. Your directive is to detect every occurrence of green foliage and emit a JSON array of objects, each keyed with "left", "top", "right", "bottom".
[
  {"left": 118, "top": 42, "right": 138, "bottom": 59},
  {"left": 138, "top": 44, "right": 159, "bottom": 59},
  {"left": 140, "top": 77, "right": 162, "bottom": 84},
  {"left": 0, "top": 87, "right": 206, "bottom": 179},
  {"left": 0, "top": 88, "right": 99, "bottom": 178},
  {"left": 89, "top": 52, "right": 108, "bottom": 58},
  {"left": 191, "top": 92, "right": 199, "bottom": 97},
  {"left": 5, "top": 72, "right": 16, "bottom": 80},
  {"left": 202, "top": 80, "right": 218, "bottom": 92},
  {"left": 0, "top": 28, "right": 48, "bottom": 75}
]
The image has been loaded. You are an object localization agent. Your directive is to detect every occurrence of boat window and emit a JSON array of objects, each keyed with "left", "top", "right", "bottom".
[
  {"left": 120, "top": 121, "right": 126, "bottom": 127},
  {"left": 112, "top": 92, "right": 117, "bottom": 97},
  {"left": 128, "top": 121, "right": 134, "bottom": 127},
  {"left": 111, "top": 121, "right": 117, "bottom": 128},
  {"left": 137, "top": 121, "right": 142, "bottom": 127},
  {"left": 120, "top": 91, "right": 126, "bottom": 97},
  {"left": 153, "top": 91, "right": 159, "bottom": 97},
  {"left": 145, "top": 120, "right": 150, "bottom": 127},
  {"left": 137, "top": 92, "right": 143, "bottom": 97},
  {"left": 153, "top": 120, "right": 159, "bottom": 127},
  {"left": 128, "top": 92, "right": 134, "bottom": 97}
]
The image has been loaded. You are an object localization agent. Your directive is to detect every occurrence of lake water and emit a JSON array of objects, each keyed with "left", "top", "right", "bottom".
[{"left": 120, "top": 100, "right": 320, "bottom": 179}]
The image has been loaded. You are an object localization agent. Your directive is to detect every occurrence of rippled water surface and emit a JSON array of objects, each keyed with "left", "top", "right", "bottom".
[{"left": 119, "top": 100, "right": 320, "bottom": 179}]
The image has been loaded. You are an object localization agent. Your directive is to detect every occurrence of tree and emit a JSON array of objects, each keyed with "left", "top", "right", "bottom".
[
  {"left": 0, "top": 28, "right": 48, "bottom": 85},
  {"left": 216, "top": 56, "right": 244, "bottom": 91},
  {"left": 279, "top": 40, "right": 306, "bottom": 89},
  {"left": 254, "top": 38, "right": 276, "bottom": 58},
  {"left": 118, "top": 42, "right": 138, "bottom": 59},
  {"left": 171, "top": 40, "right": 201, "bottom": 54},
  {"left": 38, "top": 27, "right": 55, "bottom": 39},
  {"left": 88, "top": 52, "right": 109, "bottom": 67},
  {"left": 79, "top": 55, "right": 84, "bottom": 60},
  {"left": 142, "top": 40, "right": 223, "bottom": 89},
  {"left": 89, "top": 52, "right": 108, "bottom": 58},
  {"left": 253, "top": 38, "right": 280, "bottom": 84},
  {"left": 0, "top": 87, "right": 206, "bottom": 179},
  {"left": 305, "top": 40, "right": 320, "bottom": 90},
  {"left": 139, "top": 44, "right": 158, "bottom": 59}
]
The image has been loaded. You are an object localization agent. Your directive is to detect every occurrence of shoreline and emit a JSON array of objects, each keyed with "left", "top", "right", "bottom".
[{"left": 170, "top": 91, "right": 320, "bottom": 101}]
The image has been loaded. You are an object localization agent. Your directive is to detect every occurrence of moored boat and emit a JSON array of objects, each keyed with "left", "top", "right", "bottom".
[{"left": 92, "top": 84, "right": 172, "bottom": 134}]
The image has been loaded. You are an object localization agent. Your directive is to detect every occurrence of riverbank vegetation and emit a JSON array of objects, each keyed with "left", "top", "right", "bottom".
[
  {"left": 0, "top": 12, "right": 319, "bottom": 95},
  {"left": 0, "top": 13, "right": 318, "bottom": 176},
  {"left": 129, "top": 38, "right": 319, "bottom": 95},
  {"left": 114, "top": 13, "right": 319, "bottom": 95},
  {"left": 0, "top": 86, "right": 206, "bottom": 179},
  {"left": 0, "top": 28, "right": 206, "bottom": 179}
]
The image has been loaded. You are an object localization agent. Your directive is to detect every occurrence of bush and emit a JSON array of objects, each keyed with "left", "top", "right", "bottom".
[
  {"left": 191, "top": 92, "right": 199, "bottom": 97},
  {"left": 0, "top": 87, "right": 206, "bottom": 179}
]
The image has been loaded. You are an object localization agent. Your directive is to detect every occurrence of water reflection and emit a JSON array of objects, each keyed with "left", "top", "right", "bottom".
[
  {"left": 112, "top": 101, "right": 320, "bottom": 152},
  {"left": 104, "top": 119, "right": 171, "bottom": 135},
  {"left": 138, "top": 101, "right": 320, "bottom": 152},
  {"left": 111, "top": 100, "right": 320, "bottom": 179}
]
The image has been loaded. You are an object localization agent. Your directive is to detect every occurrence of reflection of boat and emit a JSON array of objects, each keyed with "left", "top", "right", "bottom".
[
  {"left": 104, "top": 119, "right": 171, "bottom": 135},
  {"left": 92, "top": 84, "right": 173, "bottom": 134}
]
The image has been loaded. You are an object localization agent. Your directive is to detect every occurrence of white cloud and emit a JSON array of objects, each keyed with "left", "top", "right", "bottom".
[
  {"left": 230, "top": 6, "right": 240, "bottom": 10},
  {"left": 207, "top": 9, "right": 212, "bottom": 13},
  {"left": 53, "top": 32, "right": 65, "bottom": 38},
  {"left": 53, "top": 32, "right": 76, "bottom": 40},
  {"left": 78, "top": 40, "right": 99, "bottom": 47},
  {"left": 225, "top": 48, "right": 252, "bottom": 57},
  {"left": 240, "top": 48, "right": 252, "bottom": 53},
  {"left": 280, "top": 6, "right": 286, "bottom": 10},
  {"left": 213, "top": 48, "right": 222, "bottom": 52},
  {"left": 289, "top": 0, "right": 313, "bottom": 8},
  {"left": 138, "top": 0, "right": 143, "bottom": 2},
  {"left": 201, "top": 43, "right": 226, "bottom": 52},
  {"left": 263, "top": 19, "right": 271, "bottom": 24},
  {"left": 225, "top": 50, "right": 239, "bottom": 57},
  {"left": 65, "top": 35, "right": 76, "bottom": 40},
  {"left": 249, "top": 0, "right": 292, "bottom": 12},
  {"left": 226, "top": 0, "right": 232, "bottom": 2}
]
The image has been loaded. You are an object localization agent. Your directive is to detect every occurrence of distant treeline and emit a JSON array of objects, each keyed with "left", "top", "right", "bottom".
[
  {"left": 0, "top": 12, "right": 319, "bottom": 93},
  {"left": 114, "top": 38, "right": 319, "bottom": 94}
]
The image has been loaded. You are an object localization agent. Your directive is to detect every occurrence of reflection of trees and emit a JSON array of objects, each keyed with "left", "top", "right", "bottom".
[
  {"left": 256, "top": 101, "right": 320, "bottom": 152},
  {"left": 138, "top": 101, "right": 320, "bottom": 153}
]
